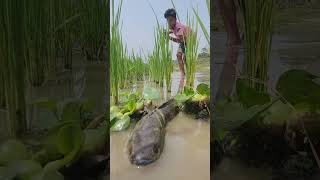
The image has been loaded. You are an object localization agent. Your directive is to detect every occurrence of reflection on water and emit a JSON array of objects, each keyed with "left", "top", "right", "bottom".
[{"left": 111, "top": 113, "right": 210, "bottom": 180}]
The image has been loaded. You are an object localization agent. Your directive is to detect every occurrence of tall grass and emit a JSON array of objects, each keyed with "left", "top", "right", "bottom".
[
  {"left": 110, "top": 0, "right": 125, "bottom": 104},
  {"left": 238, "top": 0, "right": 275, "bottom": 91}
]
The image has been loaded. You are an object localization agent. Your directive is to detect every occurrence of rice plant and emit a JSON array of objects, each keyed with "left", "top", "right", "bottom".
[
  {"left": 193, "top": 0, "right": 210, "bottom": 44},
  {"left": 78, "top": 0, "right": 109, "bottom": 61},
  {"left": 238, "top": 0, "right": 275, "bottom": 91},
  {"left": 185, "top": 13, "right": 200, "bottom": 87},
  {"left": 110, "top": 0, "right": 125, "bottom": 104},
  {"left": 0, "top": 0, "right": 27, "bottom": 136},
  {"left": 148, "top": 1, "right": 173, "bottom": 90}
]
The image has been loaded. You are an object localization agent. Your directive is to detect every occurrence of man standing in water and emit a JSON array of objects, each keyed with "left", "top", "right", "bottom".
[
  {"left": 218, "top": 0, "right": 241, "bottom": 47},
  {"left": 164, "top": 8, "right": 192, "bottom": 78},
  {"left": 216, "top": 0, "right": 241, "bottom": 99}
]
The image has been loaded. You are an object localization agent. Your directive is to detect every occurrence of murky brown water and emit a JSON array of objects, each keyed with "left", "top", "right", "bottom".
[{"left": 110, "top": 112, "right": 210, "bottom": 180}]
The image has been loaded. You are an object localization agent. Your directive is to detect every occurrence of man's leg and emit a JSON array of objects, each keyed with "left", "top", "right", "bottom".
[
  {"left": 177, "top": 52, "right": 185, "bottom": 77},
  {"left": 218, "top": 0, "right": 241, "bottom": 46}
]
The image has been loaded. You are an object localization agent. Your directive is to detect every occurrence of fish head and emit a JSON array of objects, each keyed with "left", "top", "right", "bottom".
[{"left": 129, "top": 143, "right": 161, "bottom": 166}]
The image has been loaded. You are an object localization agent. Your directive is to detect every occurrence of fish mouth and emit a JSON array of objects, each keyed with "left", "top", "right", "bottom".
[
  {"left": 129, "top": 144, "right": 159, "bottom": 166},
  {"left": 130, "top": 155, "right": 155, "bottom": 166}
]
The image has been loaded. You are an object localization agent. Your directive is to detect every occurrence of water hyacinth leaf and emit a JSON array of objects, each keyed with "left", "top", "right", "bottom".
[
  {"left": 175, "top": 93, "right": 193, "bottom": 104},
  {"left": 276, "top": 69, "right": 320, "bottom": 107},
  {"left": 143, "top": 86, "right": 160, "bottom": 100},
  {"left": 183, "top": 86, "right": 195, "bottom": 96},
  {"left": 111, "top": 114, "right": 130, "bottom": 131},
  {"left": 6, "top": 160, "right": 42, "bottom": 179},
  {"left": 191, "top": 94, "right": 207, "bottom": 102},
  {"left": 236, "top": 79, "right": 270, "bottom": 108},
  {"left": 56, "top": 124, "right": 84, "bottom": 155},
  {"left": 262, "top": 100, "right": 294, "bottom": 125},
  {"left": 81, "top": 98, "right": 96, "bottom": 113},
  {"left": 61, "top": 101, "right": 81, "bottom": 122},
  {"left": 214, "top": 100, "right": 277, "bottom": 131},
  {"left": 0, "top": 140, "right": 28, "bottom": 165},
  {"left": 136, "top": 101, "right": 144, "bottom": 111},
  {"left": 82, "top": 127, "right": 108, "bottom": 154},
  {"left": 196, "top": 83, "right": 210, "bottom": 96},
  {"left": 126, "top": 100, "right": 136, "bottom": 112},
  {"left": 110, "top": 106, "right": 120, "bottom": 114}
]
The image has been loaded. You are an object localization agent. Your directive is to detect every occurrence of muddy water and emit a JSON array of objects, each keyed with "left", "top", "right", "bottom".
[{"left": 110, "top": 113, "right": 210, "bottom": 180}]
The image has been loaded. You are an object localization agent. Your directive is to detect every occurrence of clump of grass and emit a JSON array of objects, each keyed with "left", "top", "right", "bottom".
[{"left": 238, "top": 0, "right": 275, "bottom": 91}]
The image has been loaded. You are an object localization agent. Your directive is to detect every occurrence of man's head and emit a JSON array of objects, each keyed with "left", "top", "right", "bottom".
[{"left": 164, "top": 8, "right": 177, "bottom": 29}]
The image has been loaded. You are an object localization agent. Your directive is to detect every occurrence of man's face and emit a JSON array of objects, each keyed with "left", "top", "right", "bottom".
[{"left": 167, "top": 16, "right": 176, "bottom": 29}]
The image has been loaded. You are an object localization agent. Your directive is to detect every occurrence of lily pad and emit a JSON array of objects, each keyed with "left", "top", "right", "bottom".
[
  {"left": 175, "top": 93, "right": 193, "bottom": 104},
  {"left": 183, "top": 86, "right": 195, "bottom": 96}
]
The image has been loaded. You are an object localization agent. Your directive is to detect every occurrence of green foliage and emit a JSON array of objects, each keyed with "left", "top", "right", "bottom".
[
  {"left": 143, "top": 86, "right": 161, "bottom": 101},
  {"left": 0, "top": 140, "right": 28, "bottom": 166},
  {"left": 276, "top": 69, "right": 320, "bottom": 111},
  {"left": 236, "top": 79, "right": 271, "bottom": 108}
]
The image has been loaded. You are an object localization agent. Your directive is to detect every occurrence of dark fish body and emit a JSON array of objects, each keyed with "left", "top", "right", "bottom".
[{"left": 127, "top": 99, "right": 179, "bottom": 166}]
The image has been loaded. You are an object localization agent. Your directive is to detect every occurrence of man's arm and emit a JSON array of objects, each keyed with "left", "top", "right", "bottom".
[{"left": 169, "top": 36, "right": 183, "bottom": 43}]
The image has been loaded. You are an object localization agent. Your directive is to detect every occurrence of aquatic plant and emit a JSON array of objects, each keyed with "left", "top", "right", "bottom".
[{"left": 238, "top": 0, "right": 275, "bottom": 91}]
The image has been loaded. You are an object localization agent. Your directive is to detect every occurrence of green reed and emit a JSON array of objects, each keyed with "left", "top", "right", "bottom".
[{"left": 238, "top": 0, "right": 275, "bottom": 91}]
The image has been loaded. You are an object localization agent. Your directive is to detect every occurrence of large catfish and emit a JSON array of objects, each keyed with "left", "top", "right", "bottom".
[{"left": 128, "top": 99, "right": 179, "bottom": 166}]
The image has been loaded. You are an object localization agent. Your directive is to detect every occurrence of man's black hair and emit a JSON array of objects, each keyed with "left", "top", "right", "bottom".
[{"left": 164, "top": 8, "right": 176, "bottom": 19}]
